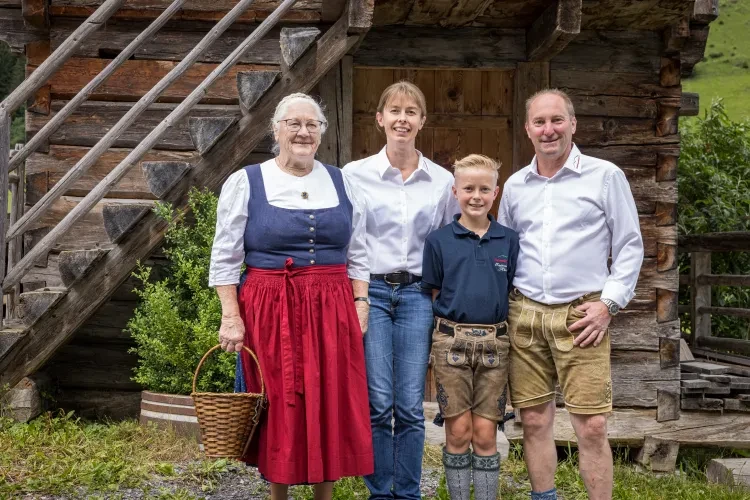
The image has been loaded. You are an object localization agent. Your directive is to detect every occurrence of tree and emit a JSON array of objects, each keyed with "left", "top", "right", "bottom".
[{"left": 678, "top": 100, "right": 750, "bottom": 340}]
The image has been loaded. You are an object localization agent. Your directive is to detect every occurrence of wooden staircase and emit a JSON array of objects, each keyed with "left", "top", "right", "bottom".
[{"left": 0, "top": 0, "right": 374, "bottom": 389}]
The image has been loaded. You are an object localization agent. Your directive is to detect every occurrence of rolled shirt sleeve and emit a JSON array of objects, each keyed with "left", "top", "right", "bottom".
[
  {"left": 208, "top": 170, "right": 250, "bottom": 287},
  {"left": 601, "top": 169, "right": 644, "bottom": 308},
  {"left": 344, "top": 170, "right": 370, "bottom": 283}
]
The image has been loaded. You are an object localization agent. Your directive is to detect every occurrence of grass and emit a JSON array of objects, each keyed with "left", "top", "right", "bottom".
[
  {"left": 1, "top": 411, "right": 749, "bottom": 499},
  {"left": 683, "top": 0, "right": 750, "bottom": 121}
]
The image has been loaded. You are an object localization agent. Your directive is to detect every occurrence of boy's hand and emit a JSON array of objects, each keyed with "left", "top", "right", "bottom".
[
  {"left": 568, "top": 301, "right": 611, "bottom": 348},
  {"left": 355, "top": 301, "right": 369, "bottom": 336}
]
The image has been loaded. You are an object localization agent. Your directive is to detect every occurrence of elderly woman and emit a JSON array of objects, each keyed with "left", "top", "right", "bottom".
[
  {"left": 209, "top": 93, "right": 373, "bottom": 499},
  {"left": 343, "top": 81, "right": 459, "bottom": 500}
]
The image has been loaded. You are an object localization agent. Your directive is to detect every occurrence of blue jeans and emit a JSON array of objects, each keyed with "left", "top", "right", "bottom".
[{"left": 364, "top": 279, "right": 433, "bottom": 500}]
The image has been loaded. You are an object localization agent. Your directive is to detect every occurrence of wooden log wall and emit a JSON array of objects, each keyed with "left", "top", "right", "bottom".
[{"left": 354, "top": 25, "right": 682, "bottom": 417}]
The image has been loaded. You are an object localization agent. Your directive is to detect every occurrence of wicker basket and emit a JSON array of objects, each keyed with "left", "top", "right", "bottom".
[{"left": 191, "top": 345, "right": 266, "bottom": 459}]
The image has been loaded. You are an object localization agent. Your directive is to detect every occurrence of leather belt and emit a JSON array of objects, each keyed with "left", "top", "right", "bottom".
[
  {"left": 370, "top": 271, "right": 421, "bottom": 285},
  {"left": 436, "top": 317, "right": 507, "bottom": 338}
]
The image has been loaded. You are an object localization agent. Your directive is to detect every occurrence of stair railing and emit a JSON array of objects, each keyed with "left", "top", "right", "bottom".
[
  {"left": 3, "top": 0, "right": 303, "bottom": 294},
  {"left": 0, "top": 0, "right": 127, "bottom": 324}
]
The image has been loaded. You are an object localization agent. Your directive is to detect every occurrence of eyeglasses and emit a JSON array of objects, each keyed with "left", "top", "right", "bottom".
[{"left": 277, "top": 119, "right": 326, "bottom": 133}]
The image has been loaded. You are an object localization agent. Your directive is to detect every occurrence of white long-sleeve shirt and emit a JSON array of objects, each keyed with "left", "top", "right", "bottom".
[
  {"left": 208, "top": 159, "right": 367, "bottom": 286},
  {"left": 498, "top": 144, "right": 644, "bottom": 307},
  {"left": 342, "top": 147, "right": 459, "bottom": 282}
]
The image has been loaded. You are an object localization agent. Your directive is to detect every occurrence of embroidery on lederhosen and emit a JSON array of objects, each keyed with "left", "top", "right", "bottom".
[
  {"left": 604, "top": 379, "right": 612, "bottom": 404},
  {"left": 436, "top": 377, "right": 449, "bottom": 412}
]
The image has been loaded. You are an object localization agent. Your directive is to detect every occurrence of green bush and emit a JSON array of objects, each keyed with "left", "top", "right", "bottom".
[
  {"left": 678, "top": 100, "right": 750, "bottom": 340},
  {"left": 127, "top": 188, "right": 236, "bottom": 395}
]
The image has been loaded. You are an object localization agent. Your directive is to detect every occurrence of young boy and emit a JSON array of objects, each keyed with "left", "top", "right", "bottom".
[{"left": 422, "top": 154, "right": 519, "bottom": 500}]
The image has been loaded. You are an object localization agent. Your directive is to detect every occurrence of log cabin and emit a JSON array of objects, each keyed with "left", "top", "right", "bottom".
[{"left": 2, "top": 0, "right": 746, "bottom": 454}]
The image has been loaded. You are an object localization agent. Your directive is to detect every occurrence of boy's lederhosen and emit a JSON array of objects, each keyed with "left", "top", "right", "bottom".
[
  {"left": 507, "top": 289, "right": 612, "bottom": 415},
  {"left": 431, "top": 317, "right": 510, "bottom": 422}
]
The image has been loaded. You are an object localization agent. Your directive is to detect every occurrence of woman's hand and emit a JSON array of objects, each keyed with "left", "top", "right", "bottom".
[
  {"left": 355, "top": 302, "right": 369, "bottom": 336},
  {"left": 219, "top": 315, "right": 245, "bottom": 352}
]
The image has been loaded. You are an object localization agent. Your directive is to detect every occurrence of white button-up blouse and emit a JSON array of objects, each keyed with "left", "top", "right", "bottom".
[
  {"left": 208, "top": 159, "right": 367, "bottom": 287},
  {"left": 342, "top": 147, "right": 459, "bottom": 282},
  {"left": 498, "top": 145, "right": 644, "bottom": 307}
]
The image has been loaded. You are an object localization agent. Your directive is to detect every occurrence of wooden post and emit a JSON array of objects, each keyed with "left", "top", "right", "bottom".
[
  {"left": 316, "top": 56, "right": 353, "bottom": 167},
  {"left": 0, "top": 114, "right": 9, "bottom": 325},
  {"left": 691, "top": 251, "right": 711, "bottom": 347}
]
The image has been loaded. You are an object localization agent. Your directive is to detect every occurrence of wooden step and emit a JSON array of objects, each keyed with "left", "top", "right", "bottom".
[
  {"left": 17, "top": 288, "right": 67, "bottom": 327},
  {"left": 280, "top": 27, "right": 320, "bottom": 70},
  {"left": 58, "top": 249, "right": 108, "bottom": 287},
  {"left": 189, "top": 116, "right": 237, "bottom": 155},
  {"left": 141, "top": 161, "right": 191, "bottom": 198},
  {"left": 237, "top": 70, "right": 280, "bottom": 114},
  {"left": 102, "top": 203, "right": 154, "bottom": 243},
  {"left": 0, "top": 325, "right": 26, "bottom": 362}
]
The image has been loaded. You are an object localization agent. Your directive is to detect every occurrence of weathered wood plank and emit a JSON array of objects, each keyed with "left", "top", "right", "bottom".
[
  {"left": 46, "top": 343, "right": 140, "bottom": 390},
  {"left": 51, "top": 18, "right": 287, "bottom": 65},
  {"left": 574, "top": 117, "right": 678, "bottom": 147},
  {"left": 526, "top": 0, "right": 581, "bottom": 62},
  {"left": 22, "top": 0, "right": 48, "bottom": 30},
  {"left": 0, "top": 8, "right": 48, "bottom": 54},
  {"left": 609, "top": 309, "right": 679, "bottom": 351},
  {"left": 49, "top": 4, "right": 321, "bottom": 23},
  {"left": 58, "top": 249, "right": 107, "bottom": 287},
  {"left": 27, "top": 101, "right": 253, "bottom": 152},
  {"left": 581, "top": 0, "right": 693, "bottom": 30},
  {"left": 636, "top": 436, "right": 680, "bottom": 472},
  {"left": 141, "top": 161, "right": 191, "bottom": 199},
  {"left": 506, "top": 407, "right": 750, "bottom": 448},
  {"left": 405, "top": 0, "right": 493, "bottom": 27},
  {"left": 50, "top": 0, "right": 321, "bottom": 11},
  {"left": 656, "top": 389, "right": 680, "bottom": 422},
  {"left": 472, "top": 0, "right": 549, "bottom": 28},
  {"left": 552, "top": 71, "right": 680, "bottom": 98},
  {"left": 54, "top": 388, "right": 141, "bottom": 420},
  {"left": 693, "top": 0, "right": 719, "bottom": 23},
  {"left": 280, "top": 26, "right": 320, "bottom": 69},
  {"left": 681, "top": 24, "right": 710, "bottom": 77},
  {"left": 550, "top": 30, "right": 662, "bottom": 74},
  {"left": 189, "top": 116, "right": 237, "bottom": 155},
  {"left": 237, "top": 70, "right": 280, "bottom": 114},
  {"left": 17, "top": 289, "right": 67, "bottom": 326},
  {"left": 622, "top": 167, "right": 676, "bottom": 214},
  {"left": 40, "top": 57, "right": 276, "bottom": 104},
  {"left": 681, "top": 92, "right": 699, "bottom": 116},
  {"left": 697, "top": 336, "right": 750, "bottom": 356},
  {"left": 354, "top": 26, "right": 525, "bottom": 69},
  {"left": 26, "top": 146, "right": 198, "bottom": 199},
  {"left": 707, "top": 458, "right": 750, "bottom": 487},
  {"left": 372, "top": 0, "right": 415, "bottom": 25},
  {"left": 681, "top": 361, "right": 730, "bottom": 375}
]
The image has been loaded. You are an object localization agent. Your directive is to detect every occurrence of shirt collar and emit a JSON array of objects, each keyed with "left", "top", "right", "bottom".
[
  {"left": 525, "top": 144, "right": 583, "bottom": 182},
  {"left": 375, "top": 146, "right": 432, "bottom": 180},
  {"left": 452, "top": 214, "right": 505, "bottom": 239}
]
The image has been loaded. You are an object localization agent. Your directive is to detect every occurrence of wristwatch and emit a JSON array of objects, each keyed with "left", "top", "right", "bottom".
[
  {"left": 354, "top": 297, "right": 371, "bottom": 305},
  {"left": 601, "top": 298, "right": 620, "bottom": 316}
]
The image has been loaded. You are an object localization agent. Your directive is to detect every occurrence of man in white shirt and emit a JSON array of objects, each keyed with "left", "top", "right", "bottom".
[{"left": 498, "top": 89, "right": 643, "bottom": 500}]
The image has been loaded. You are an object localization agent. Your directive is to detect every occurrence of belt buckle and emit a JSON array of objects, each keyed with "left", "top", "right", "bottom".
[{"left": 384, "top": 272, "right": 404, "bottom": 285}]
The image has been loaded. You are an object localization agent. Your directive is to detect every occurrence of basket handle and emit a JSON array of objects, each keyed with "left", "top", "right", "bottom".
[{"left": 192, "top": 344, "right": 265, "bottom": 396}]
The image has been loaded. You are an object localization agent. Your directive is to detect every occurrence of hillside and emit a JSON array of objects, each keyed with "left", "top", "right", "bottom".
[{"left": 683, "top": 0, "right": 750, "bottom": 121}]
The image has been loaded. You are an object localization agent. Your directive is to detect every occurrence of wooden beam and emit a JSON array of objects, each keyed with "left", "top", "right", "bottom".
[
  {"left": 0, "top": 0, "right": 125, "bottom": 116},
  {"left": 691, "top": 251, "right": 711, "bottom": 348},
  {"left": 372, "top": 0, "right": 413, "bottom": 25},
  {"left": 237, "top": 70, "right": 280, "bottom": 114},
  {"left": 405, "top": 0, "right": 493, "bottom": 27},
  {"left": 280, "top": 27, "right": 320, "bottom": 70},
  {"left": 698, "top": 307, "right": 750, "bottom": 320},
  {"left": 697, "top": 274, "right": 750, "bottom": 287},
  {"left": 354, "top": 26, "right": 525, "bottom": 69},
  {"left": 0, "top": 7, "right": 47, "bottom": 53},
  {"left": 526, "top": 0, "right": 581, "bottom": 62},
  {"left": 513, "top": 62, "right": 548, "bottom": 172},
  {"left": 693, "top": 0, "right": 719, "bottom": 24},
  {"left": 141, "top": 161, "right": 191, "bottom": 198},
  {"left": 697, "top": 336, "right": 750, "bottom": 356},
  {"left": 189, "top": 116, "right": 237, "bottom": 155},
  {"left": 679, "top": 232, "right": 750, "bottom": 253},
  {"left": 0, "top": 113, "right": 10, "bottom": 320},
  {"left": 22, "top": 0, "right": 48, "bottom": 30},
  {"left": 680, "top": 92, "right": 699, "bottom": 116},
  {"left": 636, "top": 436, "right": 680, "bottom": 472},
  {"left": 321, "top": 0, "right": 345, "bottom": 22}
]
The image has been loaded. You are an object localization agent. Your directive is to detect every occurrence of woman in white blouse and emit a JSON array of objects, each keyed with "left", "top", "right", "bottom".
[
  {"left": 343, "top": 82, "right": 459, "bottom": 500},
  {"left": 209, "top": 93, "right": 373, "bottom": 498}
]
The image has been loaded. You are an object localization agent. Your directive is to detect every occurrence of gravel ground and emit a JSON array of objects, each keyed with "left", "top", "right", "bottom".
[{"left": 17, "top": 464, "right": 445, "bottom": 499}]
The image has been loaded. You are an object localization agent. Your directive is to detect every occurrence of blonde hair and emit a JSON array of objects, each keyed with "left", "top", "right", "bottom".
[
  {"left": 376, "top": 81, "right": 427, "bottom": 117},
  {"left": 453, "top": 154, "right": 500, "bottom": 182},
  {"left": 525, "top": 88, "right": 576, "bottom": 122}
]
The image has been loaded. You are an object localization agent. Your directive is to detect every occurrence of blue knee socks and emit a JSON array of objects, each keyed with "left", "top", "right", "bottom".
[{"left": 531, "top": 487, "right": 557, "bottom": 500}]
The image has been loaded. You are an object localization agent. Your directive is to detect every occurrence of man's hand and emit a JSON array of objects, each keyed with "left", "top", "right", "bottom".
[
  {"left": 219, "top": 315, "right": 245, "bottom": 352},
  {"left": 568, "top": 301, "right": 612, "bottom": 348},
  {"left": 355, "top": 301, "right": 369, "bottom": 336}
]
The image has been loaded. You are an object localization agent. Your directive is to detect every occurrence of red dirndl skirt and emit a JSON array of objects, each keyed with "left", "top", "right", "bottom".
[{"left": 238, "top": 260, "right": 374, "bottom": 484}]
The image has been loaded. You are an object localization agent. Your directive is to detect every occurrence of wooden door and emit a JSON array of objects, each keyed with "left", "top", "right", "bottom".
[{"left": 352, "top": 67, "right": 515, "bottom": 213}]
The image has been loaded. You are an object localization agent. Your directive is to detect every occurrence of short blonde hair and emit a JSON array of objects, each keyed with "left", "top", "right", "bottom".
[
  {"left": 525, "top": 88, "right": 575, "bottom": 122},
  {"left": 377, "top": 81, "right": 427, "bottom": 117},
  {"left": 453, "top": 154, "right": 500, "bottom": 182}
]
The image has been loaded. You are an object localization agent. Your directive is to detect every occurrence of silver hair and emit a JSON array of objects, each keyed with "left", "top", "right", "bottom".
[
  {"left": 270, "top": 93, "right": 328, "bottom": 155},
  {"left": 525, "top": 88, "right": 576, "bottom": 122}
]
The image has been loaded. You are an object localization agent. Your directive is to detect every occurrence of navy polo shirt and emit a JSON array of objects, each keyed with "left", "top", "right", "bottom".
[{"left": 422, "top": 214, "right": 519, "bottom": 325}]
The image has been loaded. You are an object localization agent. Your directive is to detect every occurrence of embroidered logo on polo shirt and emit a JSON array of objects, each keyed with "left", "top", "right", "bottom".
[{"left": 493, "top": 256, "right": 508, "bottom": 272}]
